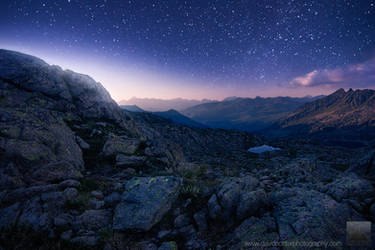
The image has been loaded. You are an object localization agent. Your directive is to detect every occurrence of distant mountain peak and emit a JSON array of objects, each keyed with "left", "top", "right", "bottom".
[
  {"left": 265, "top": 88, "right": 375, "bottom": 146},
  {"left": 118, "top": 97, "right": 217, "bottom": 112},
  {"left": 181, "top": 95, "right": 322, "bottom": 132},
  {"left": 223, "top": 96, "right": 239, "bottom": 102}
]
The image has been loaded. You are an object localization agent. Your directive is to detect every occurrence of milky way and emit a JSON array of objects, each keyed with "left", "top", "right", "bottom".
[{"left": 0, "top": 0, "right": 374, "bottom": 99}]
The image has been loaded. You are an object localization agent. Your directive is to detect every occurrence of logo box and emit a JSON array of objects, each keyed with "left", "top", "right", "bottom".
[{"left": 346, "top": 221, "right": 371, "bottom": 246}]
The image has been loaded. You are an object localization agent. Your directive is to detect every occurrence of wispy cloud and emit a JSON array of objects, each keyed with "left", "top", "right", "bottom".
[{"left": 290, "top": 58, "right": 375, "bottom": 88}]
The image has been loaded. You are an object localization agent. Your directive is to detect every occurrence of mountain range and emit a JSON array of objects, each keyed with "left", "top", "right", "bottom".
[
  {"left": 119, "top": 97, "right": 215, "bottom": 112},
  {"left": 120, "top": 105, "right": 207, "bottom": 128},
  {"left": 265, "top": 88, "right": 375, "bottom": 147},
  {"left": 181, "top": 96, "right": 323, "bottom": 132},
  {"left": 119, "top": 104, "right": 145, "bottom": 112},
  {"left": 152, "top": 109, "right": 208, "bottom": 128}
]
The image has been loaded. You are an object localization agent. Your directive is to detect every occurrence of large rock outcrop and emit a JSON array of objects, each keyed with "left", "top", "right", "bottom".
[
  {"left": 0, "top": 49, "right": 140, "bottom": 187},
  {"left": 113, "top": 176, "right": 182, "bottom": 231}
]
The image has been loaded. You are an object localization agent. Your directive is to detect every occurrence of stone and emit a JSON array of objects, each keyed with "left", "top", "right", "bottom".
[
  {"left": 0, "top": 162, "right": 24, "bottom": 189},
  {"left": 1, "top": 182, "right": 79, "bottom": 205},
  {"left": 236, "top": 189, "right": 267, "bottom": 221},
  {"left": 116, "top": 154, "right": 146, "bottom": 167},
  {"left": 216, "top": 180, "right": 242, "bottom": 220},
  {"left": 54, "top": 213, "right": 72, "bottom": 227},
  {"left": 113, "top": 182, "right": 123, "bottom": 191},
  {"left": 184, "top": 235, "right": 208, "bottom": 250},
  {"left": 90, "top": 198, "right": 105, "bottom": 209},
  {"left": 75, "top": 136, "right": 90, "bottom": 149},
  {"left": 70, "top": 236, "right": 98, "bottom": 246},
  {"left": 157, "top": 230, "right": 172, "bottom": 239},
  {"left": 0, "top": 202, "right": 21, "bottom": 229},
  {"left": 17, "top": 197, "right": 47, "bottom": 231},
  {"left": 32, "top": 161, "right": 83, "bottom": 183},
  {"left": 273, "top": 188, "right": 354, "bottom": 242},
  {"left": 41, "top": 191, "right": 67, "bottom": 215},
  {"left": 177, "top": 225, "right": 196, "bottom": 236},
  {"left": 193, "top": 210, "right": 207, "bottom": 232},
  {"left": 136, "top": 241, "right": 158, "bottom": 250},
  {"left": 91, "top": 190, "right": 104, "bottom": 199},
  {"left": 113, "top": 176, "right": 181, "bottom": 231},
  {"left": 104, "top": 192, "right": 121, "bottom": 206},
  {"left": 121, "top": 168, "right": 137, "bottom": 176},
  {"left": 63, "top": 188, "right": 78, "bottom": 200},
  {"left": 207, "top": 194, "right": 222, "bottom": 220},
  {"left": 210, "top": 176, "right": 260, "bottom": 222},
  {"left": 158, "top": 241, "right": 178, "bottom": 250},
  {"left": 232, "top": 213, "right": 279, "bottom": 249},
  {"left": 174, "top": 214, "right": 190, "bottom": 229},
  {"left": 59, "top": 179, "right": 81, "bottom": 188},
  {"left": 74, "top": 209, "right": 112, "bottom": 231},
  {"left": 326, "top": 174, "right": 374, "bottom": 202},
  {"left": 102, "top": 135, "right": 141, "bottom": 156},
  {"left": 60, "top": 230, "right": 73, "bottom": 240}
]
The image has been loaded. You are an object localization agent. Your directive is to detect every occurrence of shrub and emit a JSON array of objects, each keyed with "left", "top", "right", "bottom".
[
  {"left": 176, "top": 163, "right": 207, "bottom": 179},
  {"left": 179, "top": 180, "right": 202, "bottom": 199}
]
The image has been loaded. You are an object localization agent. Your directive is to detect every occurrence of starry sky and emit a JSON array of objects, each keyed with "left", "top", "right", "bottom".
[{"left": 0, "top": 0, "right": 375, "bottom": 101}]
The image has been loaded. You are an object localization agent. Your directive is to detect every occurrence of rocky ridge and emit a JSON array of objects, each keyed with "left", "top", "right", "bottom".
[{"left": 265, "top": 88, "right": 375, "bottom": 147}]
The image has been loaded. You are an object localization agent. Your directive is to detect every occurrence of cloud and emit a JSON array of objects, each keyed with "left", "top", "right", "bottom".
[{"left": 290, "top": 58, "right": 375, "bottom": 88}]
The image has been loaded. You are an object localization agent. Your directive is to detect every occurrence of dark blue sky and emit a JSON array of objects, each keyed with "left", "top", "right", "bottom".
[{"left": 1, "top": 0, "right": 375, "bottom": 100}]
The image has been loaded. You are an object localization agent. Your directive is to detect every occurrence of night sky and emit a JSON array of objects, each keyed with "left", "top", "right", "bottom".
[{"left": 1, "top": 0, "right": 375, "bottom": 100}]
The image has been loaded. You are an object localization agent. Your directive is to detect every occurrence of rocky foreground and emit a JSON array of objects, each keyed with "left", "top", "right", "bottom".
[{"left": 0, "top": 49, "right": 374, "bottom": 249}]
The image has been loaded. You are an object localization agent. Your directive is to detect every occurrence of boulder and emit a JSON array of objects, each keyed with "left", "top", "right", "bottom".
[
  {"left": 54, "top": 213, "right": 73, "bottom": 228},
  {"left": 158, "top": 230, "right": 172, "bottom": 239},
  {"left": 232, "top": 213, "right": 279, "bottom": 249},
  {"left": 0, "top": 108, "right": 84, "bottom": 185},
  {"left": 272, "top": 188, "right": 355, "bottom": 242},
  {"left": 193, "top": 210, "right": 207, "bottom": 232},
  {"left": 1, "top": 180, "right": 79, "bottom": 205},
  {"left": 158, "top": 241, "right": 178, "bottom": 250},
  {"left": 326, "top": 174, "right": 374, "bottom": 202},
  {"left": 74, "top": 209, "right": 112, "bottom": 231},
  {"left": 184, "top": 235, "right": 208, "bottom": 250},
  {"left": 91, "top": 190, "right": 104, "bottom": 199},
  {"left": 116, "top": 154, "right": 146, "bottom": 167},
  {"left": 208, "top": 176, "right": 260, "bottom": 222},
  {"left": 75, "top": 136, "right": 90, "bottom": 149},
  {"left": 216, "top": 180, "right": 242, "bottom": 220},
  {"left": 104, "top": 192, "right": 121, "bottom": 206},
  {"left": 134, "top": 241, "right": 158, "bottom": 250},
  {"left": 31, "top": 161, "right": 83, "bottom": 183},
  {"left": 102, "top": 135, "right": 141, "bottom": 156},
  {"left": 177, "top": 224, "right": 196, "bottom": 236},
  {"left": 174, "top": 214, "right": 190, "bottom": 229},
  {"left": 60, "top": 230, "right": 73, "bottom": 240},
  {"left": 0, "top": 162, "right": 24, "bottom": 189},
  {"left": 70, "top": 236, "right": 98, "bottom": 246},
  {"left": 63, "top": 187, "right": 78, "bottom": 200},
  {"left": 90, "top": 198, "right": 105, "bottom": 209},
  {"left": 207, "top": 194, "right": 222, "bottom": 220},
  {"left": 113, "top": 176, "right": 181, "bottom": 231},
  {"left": 17, "top": 197, "right": 48, "bottom": 231},
  {"left": 0, "top": 202, "right": 21, "bottom": 229},
  {"left": 236, "top": 189, "right": 267, "bottom": 220}
]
